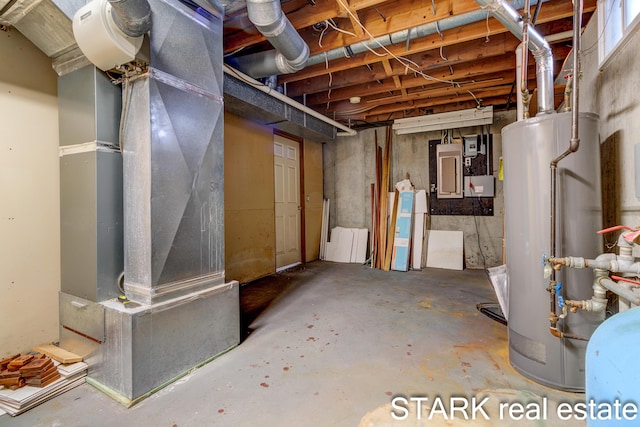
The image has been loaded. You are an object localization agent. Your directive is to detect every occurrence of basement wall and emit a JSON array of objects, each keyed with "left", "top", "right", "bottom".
[
  {"left": 224, "top": 112, "right": 324, "bottom": 283},
  {"left": 0, "top": 29, "right": 60, "bottom": 356},
  {"left": 580, "top": 10, "right": 640, "bottom": 231},
  {"left": 304, "top": 139, "right": 323, "bottom": 262},
  {"left": 225, "top": 111, "right": 276, "bottom": 283},
  {"left": 324, "top": 110, "right": 515, "bottom": 269}
]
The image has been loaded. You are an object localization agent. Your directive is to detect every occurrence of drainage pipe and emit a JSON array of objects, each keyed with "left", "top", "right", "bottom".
[
  {"left": 232, "top": 0, "right": 544, "bottom": 79},
  {"left": 223, "top": 64, "right": 357, "bottom": 136},
  {"left": 546, "top": 0, "right": 581, "bottom": 339},
  {"left": 107, "top": 0, "right": 152, "bottom": 37}
]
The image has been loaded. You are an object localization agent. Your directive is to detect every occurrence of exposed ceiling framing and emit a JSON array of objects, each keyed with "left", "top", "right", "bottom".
[{"left": 223, "top": 0, "right": 596, "bottom": 130}]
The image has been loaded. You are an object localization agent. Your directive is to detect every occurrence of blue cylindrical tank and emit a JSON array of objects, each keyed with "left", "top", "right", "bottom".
[{"left": 586, "top": 307, "right": 640, "bottom": 426}]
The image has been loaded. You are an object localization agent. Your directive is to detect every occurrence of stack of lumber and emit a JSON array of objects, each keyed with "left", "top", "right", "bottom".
[
  {"left": 0, "top": 348, "right": 87, "bottom": 417},
  {"left": 371, "top": 126, "right": 394, "bottom": 270},
  {"left": 20, "top": 355, "right": 60, "bottom": 387}
]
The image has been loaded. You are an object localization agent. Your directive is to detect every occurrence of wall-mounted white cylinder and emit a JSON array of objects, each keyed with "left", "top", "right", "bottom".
[{"left": 72, "top": 0, "right": 143, "bottom": 71}]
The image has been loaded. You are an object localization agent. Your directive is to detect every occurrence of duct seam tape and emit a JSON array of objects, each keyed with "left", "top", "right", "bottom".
[{"left": 72, "top": 0, "right": 143, "bottom": 71}]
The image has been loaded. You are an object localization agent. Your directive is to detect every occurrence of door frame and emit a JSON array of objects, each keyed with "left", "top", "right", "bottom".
[{"left": 273, "top": 129, "right": 306, "bottom": 265}]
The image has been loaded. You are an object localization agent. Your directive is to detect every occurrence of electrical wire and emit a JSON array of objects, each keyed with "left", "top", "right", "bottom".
[
  {"left": 119, "top": 76, "right": 132, "bottom": 151},
  {"left": 333, "top": 0, "right": 483, "bottom": 102},
  {"left": 326, "top": 18, "right": 357, "bottom": 37},
  {"left": 473, "top": 196, "right": 488, "bottom": 271}
]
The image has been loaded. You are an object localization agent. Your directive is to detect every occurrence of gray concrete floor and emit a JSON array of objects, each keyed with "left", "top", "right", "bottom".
[{"left": 1, "top": 262, "right": 584, "bottom": 426}]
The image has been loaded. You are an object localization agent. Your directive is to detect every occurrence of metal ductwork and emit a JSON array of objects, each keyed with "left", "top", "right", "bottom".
[
  {"left": 232, "top": 0, "right": 309, "bottom": 77},
  {"left": 476, "top": 0, "right": 554, "bottom": 115},
  {"left": 107, "top": 0, "right": 152, "bottom": 37},
  {"left": 0, "top": 0, "right": 91, "bottom": 74},
  {"left": 231, "top": 0, "right": 543, "bottom": 79}
]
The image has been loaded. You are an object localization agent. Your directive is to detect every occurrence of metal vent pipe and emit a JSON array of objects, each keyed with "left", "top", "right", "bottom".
[
  {"left": 108, "top": 0, "right": 152, "bottom": 37},
  {"left": 241, "top": 0, "right": 310, "bottom": 76},
  {"left": 231, "top": 0, "right": 544, "bottom": 79},
  {"left": 476, "top": 0, "right": 554, "bottom": 115}
]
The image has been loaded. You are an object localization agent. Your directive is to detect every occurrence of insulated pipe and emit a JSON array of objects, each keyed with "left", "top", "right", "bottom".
[
  {"left": 476, "top": 0, "right": 554, "bottom": 115},
  {"left": 107, "top": 0, "right": 152, "bottom": 37},
  {"left": 242, "top": 0, "right": 309, "bottom": 76},
  {"left": 233, "top": 0, "right": 544, "bottom": 79}
]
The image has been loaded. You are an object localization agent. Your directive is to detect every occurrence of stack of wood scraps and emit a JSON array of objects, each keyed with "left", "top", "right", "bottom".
[
  {"left": 0, "top": 348, "right": 87, "bottom": 417},
  {"left": 21, "top": 355, "right": 60, "bottom": 387}
]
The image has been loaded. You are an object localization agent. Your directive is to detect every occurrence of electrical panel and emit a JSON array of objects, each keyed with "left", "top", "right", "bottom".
[
  {"left": 429, "top": 134, "right": 494, "bottom": 216},
  {"left": 436, "top": 143, "right": 463, "bottom": 199}
]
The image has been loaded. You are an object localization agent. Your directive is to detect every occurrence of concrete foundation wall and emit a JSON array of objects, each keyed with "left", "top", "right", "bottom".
[
  {"left": 581, "top": 11, "right": 640, "bottom": 230},
  {"left": 324, "top": 111, "right": 515, "bottom": 269},
  {"left": 0, "top": 29, "right": 60, "bottom": 356}
]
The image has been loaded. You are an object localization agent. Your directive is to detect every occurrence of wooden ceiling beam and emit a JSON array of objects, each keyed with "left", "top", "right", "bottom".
[
  {"left": 325, "top": 69, "right": 533, "bottom": 114},
  {"left": 223, "top": 0, "right": 394, "bottom": 53},
  {"left": 285, "top": 31, "right": 523, "bottom": 97},
  {"left": 279, "top": 0, "right": 593, "bottom": 85},
  {"left": 304, "top": 53, "right": 517, "bottom": 106}
]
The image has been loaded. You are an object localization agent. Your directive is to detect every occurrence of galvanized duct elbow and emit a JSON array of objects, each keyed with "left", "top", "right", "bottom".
[
  {"left": 476, "top": 0, "right": 554, "bottom": 114},
  {"left": 108, "top": 0, "right": 152, "bottom": 37},
  {"left": 236, "top": 0, "right": 309, "bottom": 77}
]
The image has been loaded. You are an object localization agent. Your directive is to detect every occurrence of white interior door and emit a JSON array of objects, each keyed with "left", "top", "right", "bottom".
[{"left": 274, "top": 135, "right": 301, "bottom": 269}]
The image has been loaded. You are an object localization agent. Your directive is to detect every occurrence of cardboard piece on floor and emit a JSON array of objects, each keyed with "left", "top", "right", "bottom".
[{"left": 426, "top": 230, "right": 464, "bottom": 270}]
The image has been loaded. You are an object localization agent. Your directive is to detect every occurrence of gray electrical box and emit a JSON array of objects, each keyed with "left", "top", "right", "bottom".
[
  {"left": 464, "top": 175, "right": 495, "bottom": 197},
  {"left": 464, "top": 135, "right": 478, "bottom": 157}
]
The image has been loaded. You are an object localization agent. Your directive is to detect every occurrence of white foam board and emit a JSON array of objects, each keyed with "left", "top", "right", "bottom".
[
  {"left": 426, "top": 230, "right": 464, "bottom": 270},
  {"left": 412, "top": 213, "right": 425, "bottom": 270},
  {"left": 352, "top": 229, "right": 369, "bottom": 264},
  {"left": 415, "top": 189, "right": 428, "bottom": 213}
]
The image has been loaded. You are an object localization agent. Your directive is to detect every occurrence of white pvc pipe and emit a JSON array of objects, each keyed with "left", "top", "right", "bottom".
[{"left": 223, "top": 64, "right": 357, "bottom": 137}]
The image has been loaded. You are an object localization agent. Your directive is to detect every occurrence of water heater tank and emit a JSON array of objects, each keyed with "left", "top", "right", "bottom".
[
  {"left": 586, "top": 307, "right": 640, "bottom": 425},
  {"left": 502, "top": 111, "right": 602, "bottom": 391}
]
